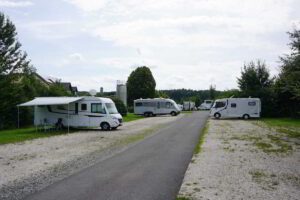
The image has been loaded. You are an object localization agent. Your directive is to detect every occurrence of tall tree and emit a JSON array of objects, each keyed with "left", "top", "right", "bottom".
[
  {"left": 237, "top": 60, "right": 276, "bottom": 117},
  {"left": 0, "top": 12, "right": 35, "bottom": 128},
  {"left": 237, "top": 60, "right": 274, "bottom": 97},
  {"left": 209, "top": 84, "right": 216, "bottom": 100},
  {"left": 0, "top": 13, "right": 33, "bottom": 75},
  {"left": 275, "top": 29, "right": 300, "bottom": 117},
  {"left": 127, "top": 66, "right": 156, "bottom": 106}
]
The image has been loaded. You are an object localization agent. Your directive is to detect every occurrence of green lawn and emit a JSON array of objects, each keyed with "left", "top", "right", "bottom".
[
  {"left": 0, "top": 127, "right": 71, "bottom": 145},
  {"left": 123, "top": 113, "right": 144, "bottom": 122},
  {"left": 261, "top": 118, "right": 300, "bottom": 138},
  {"left": 262, "top": 118, "right": 300, "bottom": 127}
]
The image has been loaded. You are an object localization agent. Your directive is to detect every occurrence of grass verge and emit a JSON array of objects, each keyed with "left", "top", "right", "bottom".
[
  {"left": 0, "top": 127, "right": 73, "bottom": 145},
  {"left": 194, "top": 122, "right": 209, "bottom": 154},
  {"left": 123, "top": 113, "right": 144, "bottom": 122}
]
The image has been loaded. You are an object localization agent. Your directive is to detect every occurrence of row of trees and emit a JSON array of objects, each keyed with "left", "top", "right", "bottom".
[{"left": 236, "top": 29, "right": 299, "bottom": 117}]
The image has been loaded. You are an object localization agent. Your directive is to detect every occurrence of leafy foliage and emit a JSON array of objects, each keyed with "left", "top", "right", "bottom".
[
  {"left": 127, "top": 66, "right": 156, "bottom": 106},
  {"left": 110, "top": 96, "right": 128, "bottom": 116},
  {"left": 275, "top": 29, "right": 300, "bottom": 117},
  {"left": 237, "top": 60, "right": 276, "bottom": 117}
]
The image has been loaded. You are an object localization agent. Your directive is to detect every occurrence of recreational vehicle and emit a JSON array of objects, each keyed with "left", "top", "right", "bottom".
[
  {"left": 134, "top": 98, "right": 181, "bottom": 117},
  {"left": 210, "top": 98, "right": 261, "bottom": 119},
  {"left": 19, "top": 96, "right": 123, "bottom": 130},
  {"left": 183, "top": 101, "right": 195, "bottom": 111},
  {"left": 198, "top": 100, "right": 214, "bottom": 110}
]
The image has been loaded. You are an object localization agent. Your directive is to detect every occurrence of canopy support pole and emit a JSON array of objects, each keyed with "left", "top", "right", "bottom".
[
  {"left": 68, "top": 103, "right": 70, "bottom": 133},
  {"left": 17, "top": 106, "right": 20, "bottom": 128}
]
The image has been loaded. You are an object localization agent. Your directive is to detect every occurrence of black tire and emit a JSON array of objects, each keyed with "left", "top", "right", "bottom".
[
  {"left": 149, "top": 112, "right": 154, "bottom": 117},
  {"left": 243, "top": 114, "right": 250, "bottom": 120},
  {"left": 214, "top": 113, "right": 221, "bottom": 119},
  {"left": 171, "top": 111, "right": 177, "bottom": 116},
  {"left": 144, "top": 112, "right": 149, "bottom": 117},
  {"left": 101, "top": 122, "right": 110, "bottom": 131}
]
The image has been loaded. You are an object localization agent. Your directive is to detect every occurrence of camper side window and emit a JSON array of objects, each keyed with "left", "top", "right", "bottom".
[
  {"left": 248, "top": 102, "right": 256, "bottom": 106},
  {"left": 81, "top": 104, "right": 87, "bottom": 111},
  {"left": 231, "top": 103, "right": 237, "bottom": 108},
  {"left": 166, "top": 102, "right": 171, "bottom": 108},
  {"left": 135, "top": 102, "right": 143, "bottom": 107},
  {"left": 91, "top": 103, "right": 106, "bottom": 114}
]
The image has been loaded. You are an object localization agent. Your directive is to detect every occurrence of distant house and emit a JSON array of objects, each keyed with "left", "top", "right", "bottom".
[
  {"left": 71, "top": 86, "right": 78, "bottom": 96},
  {"left": 33, "top": 73, "right": 78, "bottom": 96}
]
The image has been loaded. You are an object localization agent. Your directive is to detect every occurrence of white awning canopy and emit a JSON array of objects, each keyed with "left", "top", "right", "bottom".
[{"left": 18, "top": 97, "right": 83, "bottom": 107}]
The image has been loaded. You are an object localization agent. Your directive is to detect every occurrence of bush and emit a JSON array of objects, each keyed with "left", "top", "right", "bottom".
[{"left": 110, "top": 97, "right": 128, "bottom": 116}]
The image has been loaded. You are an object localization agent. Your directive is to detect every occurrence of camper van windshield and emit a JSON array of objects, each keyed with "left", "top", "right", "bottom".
[
  {"left": 105, "top": 103, "right": 119, "bottom": 114},
  {"left": 214, "top": 101, "right": 226, "bottom": 108}
]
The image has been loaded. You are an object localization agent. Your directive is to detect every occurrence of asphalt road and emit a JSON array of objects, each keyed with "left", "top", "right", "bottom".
[{"left": 25, "top": 111, "right": 209, "bottom": 200}]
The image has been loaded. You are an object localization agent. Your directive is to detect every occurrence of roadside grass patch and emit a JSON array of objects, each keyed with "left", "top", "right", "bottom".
[
  {"left": 0, "top": 127, "right": 73, "bottom": 145},
  {"left": 249, "top": 169, "right": 279, "bottom": 190},
  {"left": 114, "top": 124, "right": 165, "bottom": 147},
  {"left": 194, "top": 122, "right": 209, "bottom": 154},
  {"left": 260, "top": 118, "right": 300, "bottom": 139},
  {"left": 123, "top": 113, "right": 144, "bottom": 122},
  {"left": 181, "top": 111, "right": 193, "bottom": 114},
  {"left": 176, "top": 197, "right": 192, "bottom": 200}
]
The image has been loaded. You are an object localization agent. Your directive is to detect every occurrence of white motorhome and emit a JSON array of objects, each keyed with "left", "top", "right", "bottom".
[
  {"left": 198, "top": 100, "right": 214, "bottom": 110},
  {"left": 210, "top": 98, "right": 261, "bottom": 119},
  {"left": 183, "top": 101, "right": 195, "bottom": 111},
  {"left": 134, "top": 98, "right": 181, "bottom": 117},
  {"left": 19, "top": 96, "right": 123, "bottom": 130}
]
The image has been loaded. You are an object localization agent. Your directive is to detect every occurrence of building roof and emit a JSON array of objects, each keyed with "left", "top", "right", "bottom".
[{"left": 18, "top": 97, "right": 83, "bottom": 107}]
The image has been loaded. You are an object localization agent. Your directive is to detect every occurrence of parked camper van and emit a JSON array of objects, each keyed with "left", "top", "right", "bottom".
[
  {"left": 19, "top": 96, "right": 123, "bottom": 130},
  {"left": 198, "top": 100, "right": 213, "bottom": 110},
  {"left": 183, "top": 101, "right": 195, "bottom": 111},
  {"left": 134, "top": 98, "right": 181, "bottom": 117},
  {"left": 210, "top": 98, "right": 261, "bottom": 119}
]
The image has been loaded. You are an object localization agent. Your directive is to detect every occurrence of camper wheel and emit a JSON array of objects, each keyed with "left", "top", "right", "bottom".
[
  {"left": 243, "top": 114, "right": 250, "bottom": 120},
  {"left": 214, "top": 113, "right": 221, "bottom": 119},
  {"left": 101, "top": 122, "right": 110, "bottom": 131},
  {"left": 171, "top": 111, "right": 177, "bottom": 116},
  {"left": 144, "top": 112, "right": 153, "bottom": 117}
]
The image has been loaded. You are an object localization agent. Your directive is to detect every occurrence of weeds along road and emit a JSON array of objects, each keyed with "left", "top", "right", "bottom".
[{"left": 25, "top": 111, "right": 209, "bottom": 200}]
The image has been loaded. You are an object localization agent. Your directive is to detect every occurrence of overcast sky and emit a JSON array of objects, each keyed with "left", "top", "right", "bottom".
[{"left": 1, "top": 0, "right": 299, "bottom": 91}]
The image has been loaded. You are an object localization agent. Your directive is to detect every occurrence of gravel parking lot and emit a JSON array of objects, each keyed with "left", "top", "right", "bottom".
[
  {"left": 0, "top": 115, "right": 182, "bottom": 200},
  {"left": 178, "top": 119, "right": 300, "bottom": 200}
]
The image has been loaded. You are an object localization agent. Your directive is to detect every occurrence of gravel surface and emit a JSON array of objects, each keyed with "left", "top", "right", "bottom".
[
  {"left": 178, "top": 119, "right": 300, "bottom": 200},
  {"left": 0, "top": 115, "right": 182, "bottom": 200}
]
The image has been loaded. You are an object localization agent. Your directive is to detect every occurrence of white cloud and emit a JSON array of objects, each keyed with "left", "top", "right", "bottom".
[
  {"left": 64, "top": 0, "right": 107, "bottom": 11},
  {"left": 10, "top": 0, "right": 300, "bottom": 90},
  {"left": 0, "top": 0, "right": 33, "bottom": 7},
  {"left": 19, "top": 20, "right": 79, "bottom": 40}
]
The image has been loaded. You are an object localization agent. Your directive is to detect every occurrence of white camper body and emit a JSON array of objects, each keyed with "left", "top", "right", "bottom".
[
  {"left": 198, "top": 100, "right": 213, "bottom": 110},
  {"left": 134, "top": 98, "right": 181, "bottom": 116},
  {"left": 183, "top": 101, "right": 195, "bottom": 111},
  {"left": 19, "top": 97, "right": 122, "bottom": 130},
  {"left": 210, "top": 98, "right": 261, "bottom": 119}
]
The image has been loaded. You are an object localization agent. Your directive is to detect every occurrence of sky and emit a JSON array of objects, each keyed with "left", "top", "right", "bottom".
[{"left": 1, "top": 0, "right": 300, "bottom": 92}]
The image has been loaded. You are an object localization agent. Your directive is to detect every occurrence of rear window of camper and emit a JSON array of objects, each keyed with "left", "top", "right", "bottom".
[
  {"left": 91, "top": 103, "right": 106, "bottom": 114},
  {"left": 248, "top": 102, "right": 256, "bottom": 106}
]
